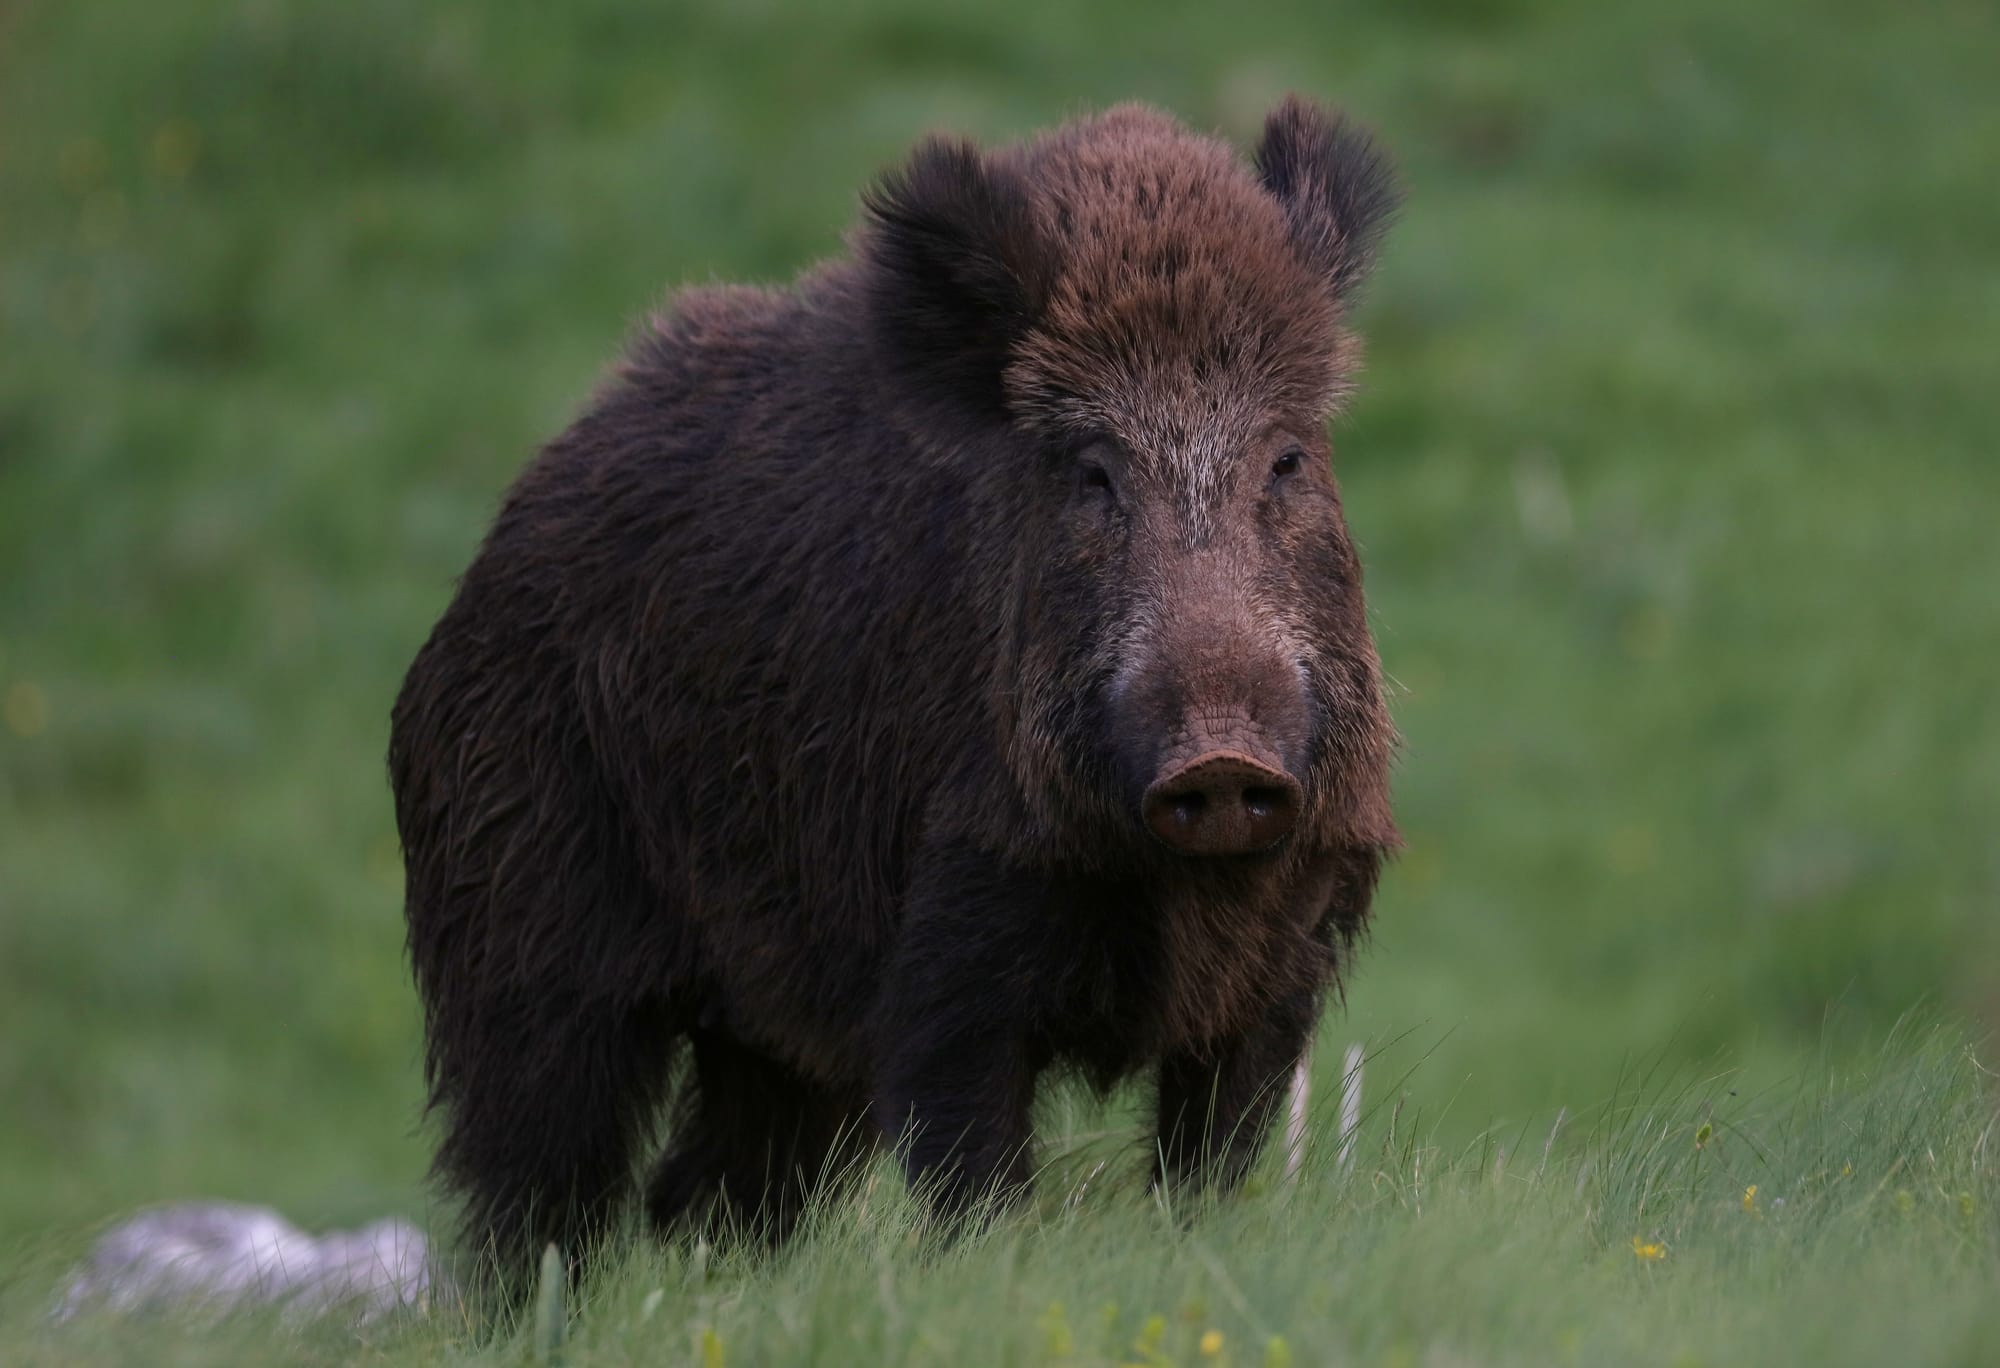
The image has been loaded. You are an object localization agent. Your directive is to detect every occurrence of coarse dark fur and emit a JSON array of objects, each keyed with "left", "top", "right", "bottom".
[{"left": 389, "top": 96, "right": 1402, "bottom": 1295}]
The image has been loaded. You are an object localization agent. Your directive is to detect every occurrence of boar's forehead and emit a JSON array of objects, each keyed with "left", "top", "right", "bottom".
[{"left": 1003, "top": 109, "right": 1357, "bottom": 493}]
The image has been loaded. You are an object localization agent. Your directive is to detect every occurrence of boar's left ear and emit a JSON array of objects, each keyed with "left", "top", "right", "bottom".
[
  {"left": 1254, "top": 96, "right": 1401, "bottom": 299},
  {"left": 862, "top": 137, "right": 1046, "bottom": 422}
]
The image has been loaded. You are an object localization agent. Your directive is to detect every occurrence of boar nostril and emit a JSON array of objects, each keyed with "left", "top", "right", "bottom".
[
  {"left": 1243, "top": 786, "right": 1287, "bottom": 821},
  {"left": 1142, "top": 752, "right": 1303, "bottom": 857}
]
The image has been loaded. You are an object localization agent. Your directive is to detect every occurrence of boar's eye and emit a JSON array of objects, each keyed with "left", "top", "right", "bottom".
[
  {"left": 1077, "top": 460, "right": 1116, "bottom": 501},
  {"left": 1270, "top": 448, "right": 1306, "bottom": 482}
]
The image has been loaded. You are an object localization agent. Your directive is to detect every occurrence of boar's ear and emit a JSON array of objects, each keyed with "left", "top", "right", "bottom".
[
  {"left": 1254, "top": 96, "right": 1401, "bottom": 299},
  {"left": 862, "top": 137, "right": 1044, "bottom": 422}
]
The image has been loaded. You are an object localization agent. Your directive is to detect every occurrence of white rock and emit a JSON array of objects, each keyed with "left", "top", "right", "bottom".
[{"left": 56, "top": 1202, "right": 433, "bottom": 1324}]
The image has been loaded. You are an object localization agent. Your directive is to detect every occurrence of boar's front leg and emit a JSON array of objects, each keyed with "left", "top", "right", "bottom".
[
  {"left": 873, "top": 842, "right": 1047, "bottom": 1224},
  {"left": 1153, "top": 982, "right": 1320, "bottom": 1196}
]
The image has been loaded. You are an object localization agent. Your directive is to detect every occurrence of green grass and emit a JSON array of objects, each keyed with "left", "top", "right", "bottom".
[
  {"left": 1, "top": 0, "right": 1996, "bottom": 1361},
  {"left": 13, "top": 1025, "right": 1997, "bottom": 1365}
]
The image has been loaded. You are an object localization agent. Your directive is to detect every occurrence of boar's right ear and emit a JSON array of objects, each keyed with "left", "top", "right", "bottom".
[
  {"left": 1254, "top": 96, "right": 1401, "bottom": 299},
  {"left": 862, "top": 137, "right": 1044, "bottom": 422}
]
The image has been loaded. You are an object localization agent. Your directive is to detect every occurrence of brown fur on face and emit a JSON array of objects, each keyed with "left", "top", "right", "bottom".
[
  {"left": 1010, "top": 104, "right": 1361, "bottom": 441},
  {"left": 391, "top": 97, "right": 1401, "bottom": 1302},
  {"left": 970, "top": 102, "right": 1399, "bottom": 864}
]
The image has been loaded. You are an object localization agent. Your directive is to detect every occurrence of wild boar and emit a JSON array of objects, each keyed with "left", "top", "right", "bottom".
[{"left": 389, "top": 96, "right": 1400, "bottom": 1291}]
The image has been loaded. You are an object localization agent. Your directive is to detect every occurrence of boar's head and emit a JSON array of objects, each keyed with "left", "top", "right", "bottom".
[{"left": 864, "top": 98, "right": 1400, "bottom": 867}]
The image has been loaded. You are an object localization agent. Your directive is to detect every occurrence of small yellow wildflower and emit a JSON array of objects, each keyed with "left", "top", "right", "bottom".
[
  {"left": 700, "top": 1327, "right": 725, "bottom": 1368},
  {"left": 1607, "top": 820, "right": 1659, "bottom": 871},
  {"left": 4, "top": 681, "right": 48, "bottom": 738},
  {"left": 151, "top": 120, "right": 201, "bottom": 180},
  {"left": 1263, "top": 1336, "right": 1293, "bottom": 1368},
  {"left": 1742, "top": 1184, "right": 1758, "bottom": 1213},
  {"left": 1038, "top": 1301, "right": 1075, "bottom": 1358},
  {"left": 1201, "top": 1328, "right": 1225, "bottom": 1356},
  {"left": 1631, "top": 1235, "right": 1667, "bottom": 1261},
  {"left": 1840, "top": 1162, "right": 1853, "bottom": 1177},
  {"left": 1128, "top": 1313, "right": 1167, "bottom": 1364}
]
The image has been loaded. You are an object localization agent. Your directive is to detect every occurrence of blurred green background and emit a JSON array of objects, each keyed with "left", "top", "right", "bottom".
[{"left": 2, "top": 0, "right": 1994, "bottom": 1244}]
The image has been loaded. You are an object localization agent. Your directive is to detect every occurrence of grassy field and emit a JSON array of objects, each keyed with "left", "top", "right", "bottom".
[
  {"left": 1, "top": 0, "right": 1995, "bottom": 1361},
  {"left": 14, "top": 1028, "right": 1999, "bottom": 1366}
]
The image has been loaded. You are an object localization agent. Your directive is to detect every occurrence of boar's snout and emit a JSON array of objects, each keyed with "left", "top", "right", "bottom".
[
  {"left": 1141, "top": 742, "right": 1303, "bottom": 857},
  {"left": 1108, "top": 556, "right": 1317, "bottom": 857}
]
